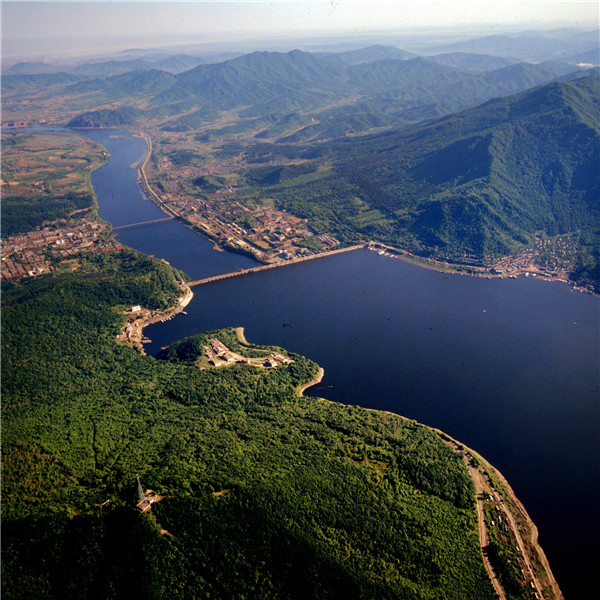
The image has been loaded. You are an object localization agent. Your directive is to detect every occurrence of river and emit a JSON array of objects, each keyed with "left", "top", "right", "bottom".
[{"left": 84, "top": 128, "right": 599, "bottom": 599}]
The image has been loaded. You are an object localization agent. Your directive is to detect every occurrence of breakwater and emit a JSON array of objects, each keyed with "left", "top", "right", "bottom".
[{"left": 188, "top": 244, "right": 365, "bottom": 287}]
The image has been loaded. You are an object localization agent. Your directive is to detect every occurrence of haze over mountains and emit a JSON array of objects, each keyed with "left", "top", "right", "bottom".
[
  {"left": 2, "top": 26, "right": 599, "bottom": 289},
  {"left": 418, "top": 28, "right": 599, "bottom": 62},
  {"left": 17, "top": 46, "right": 590, "bottom": 131},
  {"left": 5, "top": 27, "right": 597, "bottom": 136}
]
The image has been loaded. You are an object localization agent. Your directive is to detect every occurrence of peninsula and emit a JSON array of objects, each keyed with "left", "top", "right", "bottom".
[{"left": 3, "top": 20, "right": 596, "bottom": 598}]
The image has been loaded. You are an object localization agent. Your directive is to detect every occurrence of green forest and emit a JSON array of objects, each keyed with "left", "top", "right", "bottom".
[
  {"left": 1, "top": 247, "right": 508, "bottom": 599},
  {"left": 242, "top": 74, "right": 599, "bottom": 288}
]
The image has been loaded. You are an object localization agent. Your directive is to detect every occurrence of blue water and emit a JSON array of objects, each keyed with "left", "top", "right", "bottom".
[
  {"left": 84, "top": 129, "right": 599, "bottom": 599},
  {"left": 82, "top": 129, "right": 257, "bottom": 279}
]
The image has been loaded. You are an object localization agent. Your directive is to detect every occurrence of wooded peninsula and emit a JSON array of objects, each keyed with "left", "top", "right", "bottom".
[{"left": 3, "top": 29, "right": 597, "bottom": 598}]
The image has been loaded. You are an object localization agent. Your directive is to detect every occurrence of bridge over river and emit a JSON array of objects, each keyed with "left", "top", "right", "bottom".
[
  {"left": 188, "top": 245, "right": 366, "bottom": 287},
  {"left": 111, "top": 216, "right": 174, "bottom": 232}
]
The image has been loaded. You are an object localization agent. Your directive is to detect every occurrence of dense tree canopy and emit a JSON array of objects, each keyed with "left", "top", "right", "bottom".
[{"left": 2, "top": 250, "right": 499, "bottom": 599}]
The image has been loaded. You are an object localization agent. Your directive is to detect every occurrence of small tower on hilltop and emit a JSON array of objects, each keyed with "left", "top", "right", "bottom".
[
  {"left": 136, "top": 474, "right": 145, "bottom": 503},
  {"left": 135, "top": 474, "right": 161, "bottom": 512}
]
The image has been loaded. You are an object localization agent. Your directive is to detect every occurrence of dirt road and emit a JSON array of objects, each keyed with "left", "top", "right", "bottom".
[{"left": 444, "top": 438, "right": 562, "bottom": 600}]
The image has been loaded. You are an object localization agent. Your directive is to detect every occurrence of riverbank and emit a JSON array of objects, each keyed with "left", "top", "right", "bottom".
[
  {"left": 133, "top": 274, "right": 564, "bottom": 599},
  {"left": 303, "top": 371, "right": 563, "bottom": 600},
  {"left": 118, "top": 281, "right": 193, "bottom": 354},
  {"left": 354, "top": 408, "right": 558, "bottom": 597},
  {"left": 438, "top": 431, "right": 563, "bottom": 600},
  {"left": 297, "top": 367, "right": 325, "bottom": 397},
  {"left": 133, "top": 130, "right": 596, "bottom": 296},
  {"left": 366, "top": 242, "right": 598, "bottom": 296}
]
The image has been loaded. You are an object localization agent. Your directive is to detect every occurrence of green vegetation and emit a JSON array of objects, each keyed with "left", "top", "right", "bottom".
[
  {"left": 250, "top": 74, "right": 599, "bottom": 287},
  {"left": 160, "top": 104, "right": 220, "bottom": 132},
  {"left": 1, "top": 191, "right": 95, "bottom": 236},
  {"left": 244, "top": 162, "right": 319, "bottom": 186},
  {"left": 0, "top": 131, "right": 108, "bottom": 237},
  {"left": 168, "top": 148, "right": 206, "bottom": 166},
  {"left": 2, "top": 246, "right": 506, "bottom": 599},
  {"left": 192, "top": 174, "right": 228, "bottom": 191},
  {"left": 8, "top": 49, "right": 584, "bottom": 135},
  {"left": 67, "top": 107, "right": 143, "bottom": 128}
]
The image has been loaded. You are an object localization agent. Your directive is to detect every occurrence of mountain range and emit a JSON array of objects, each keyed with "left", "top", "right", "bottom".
[
  {"left": 243, "top": 72, "right": 599, "bottom": 284},
  {"left": 421, "top": 28, "right": 599, "bottom": 62},
  {"left": 36, "top": 47, "right": 590, "bottom": 134},
  {"left": 3, "top": 39, "right": 598, "bottom": 287}
]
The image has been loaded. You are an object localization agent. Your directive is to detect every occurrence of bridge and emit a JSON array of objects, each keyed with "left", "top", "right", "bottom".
[
  {"left": 112, "top": 216, "right": 174, "bottom": 232},
  {"left": 188, "top": 245, "right": 365, "bottom": 287}
]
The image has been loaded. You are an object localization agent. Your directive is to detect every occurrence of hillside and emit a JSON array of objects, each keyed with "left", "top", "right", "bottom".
[
  {"left": 67, "top": 107, "right": 143, "bottom": 128},
  {"left": 32, "top": 48, "right": 586, "bottom": 135},
  {"left": 247, "top": 73, "right": 599, "bottom": 285},
  {"left": 427, "top": 52, "right": 519, "bottom": 71},
  {"left": 1, "top": 249, "right": 504, "bottom": 599}
]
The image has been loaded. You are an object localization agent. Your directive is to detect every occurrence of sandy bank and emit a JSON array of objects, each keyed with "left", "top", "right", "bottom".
[
  {"left": 297, "top": 367, "right": 324, "bottom": 397},
  {"left": 119, "top": 282, "right": 193, "bottom": 354},
  {"left": 234, "top": 326, "right": 249, "bottom": 345}
]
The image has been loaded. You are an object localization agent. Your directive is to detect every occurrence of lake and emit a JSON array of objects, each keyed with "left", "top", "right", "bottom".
[{"left": 85, "top": 128, "right": 599, "bottom": 599}]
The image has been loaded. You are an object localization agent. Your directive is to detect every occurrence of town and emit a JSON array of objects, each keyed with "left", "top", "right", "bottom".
[
  {"left": 143, "top": 134, "right": 341, "bottom": 264},
  {"left": 0, "top": 218, "right": 119, "bottom": 281}
]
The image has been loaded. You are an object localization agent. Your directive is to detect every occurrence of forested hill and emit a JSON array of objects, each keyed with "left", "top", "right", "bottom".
[
  {"left": 53, "top": 48, "right": 584, "bottom": 128},
  {"left": 258, "top": 73, "right": 599, "bottom": 286},
  {"left": 1, "top": 250, "right": 500, "bottom": 599}
]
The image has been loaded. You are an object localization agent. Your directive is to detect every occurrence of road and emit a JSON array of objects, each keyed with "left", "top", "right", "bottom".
[
  {"left": 450, "top": 442, "right": 507, "bottom": 600},
  {"left": 445, "top": 439, "right": 557, "bottom": 600}
]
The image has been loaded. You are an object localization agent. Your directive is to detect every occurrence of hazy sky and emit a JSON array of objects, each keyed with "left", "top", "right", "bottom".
[{"left": 2, "top": 1, "right": 598, "bottom": 60}]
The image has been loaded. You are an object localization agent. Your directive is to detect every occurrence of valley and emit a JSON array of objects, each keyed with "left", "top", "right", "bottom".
[{"left": 2, "top": 20, "right": 598, "bottom": 600}]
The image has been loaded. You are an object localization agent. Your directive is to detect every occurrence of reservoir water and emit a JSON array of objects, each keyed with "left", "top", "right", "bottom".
[{"left": 86, "top": 129, "right": 599, "bottom": 599}]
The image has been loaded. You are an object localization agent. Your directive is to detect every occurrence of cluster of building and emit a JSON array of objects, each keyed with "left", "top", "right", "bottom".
[
  {"left": 489, "top": 236, "right": 577, "bottom": 280},
  {"left": 147, "top": 153, "right": 340, "bottom": 263},
  {"left": 206, "top": 338, "right": 239, "bottom": 365},
  {"left": 204, "top": 337, "right": 294, "bottom": 369},
  {"left": 1, "top": 219, "right": 119, "bottom": 281}
]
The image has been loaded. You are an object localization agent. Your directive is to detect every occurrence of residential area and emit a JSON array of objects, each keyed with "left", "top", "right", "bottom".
[
  {"left": 0, "top": 219, "right": 119, "bottom": 281},
  {"left": 146, "top": 143, "right": 340, "bottom": 263}
]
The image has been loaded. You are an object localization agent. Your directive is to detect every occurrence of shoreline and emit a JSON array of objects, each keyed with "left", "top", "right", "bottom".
[
  {"left": 157, "top": 321, "right": 562, "bottom": 598},
  {"left": 299, "top": 364, "right": 563, "bottom": 600},
  {"left": 320, "top": 397, "right": 561, "bottom": 597},
  {"left": 118, "top": 280, "right": 193, "bottom": 354},
  {"left": 297, "top": 367, "right": 325, "bottom": 397},
  {"left": 234, "top": 326, "right": 249, "bottom": 345},
  {"left": 131, "top": 129, "right": 596, "bottom": 297},
  {"left": 366, "top": 242, "right": 598, "bottom": 297},
  {"left": 436, "top": 429, "right": 563, "bottom": 600}
]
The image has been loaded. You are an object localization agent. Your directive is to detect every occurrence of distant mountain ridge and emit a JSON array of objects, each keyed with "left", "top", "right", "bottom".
[
  {"left": 423, "top": 28, "right": 599, "bottom": 62},
  {"left": 426, "top": 52, "right": 520, "bottom": 71},
  {"left": 319, "top": 44, "right": 415, "bottom": 64},
  {"left": 49, "top": 48, "right": 593, "bottom": 138},
  {"left": 4, "top": 52, "right": 244, "bottom": 77}
]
